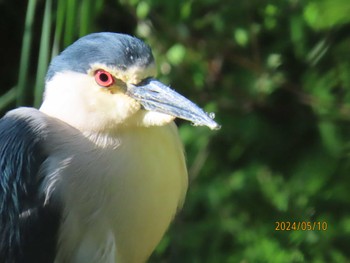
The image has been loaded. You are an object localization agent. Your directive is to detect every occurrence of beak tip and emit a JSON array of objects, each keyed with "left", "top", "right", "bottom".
[
  {"left": 192, "top": 121, "right": 221, "bottom": 130},
  {"left": 191, "top": 112, "right": 221, "bottom": 130},
  {"left": 207, "top": 112, "right": 221, "bottom": 130},
  {"left": 204, "top": 120, "right": 221, "bottom": 130},
  {"left": 210, "top": 123, "right": 222, "bottom": 130}
]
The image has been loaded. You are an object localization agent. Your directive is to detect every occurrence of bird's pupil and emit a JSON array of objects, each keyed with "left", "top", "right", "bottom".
[{"left": 100, "top": 73, "right": 109, "bottom": 82}]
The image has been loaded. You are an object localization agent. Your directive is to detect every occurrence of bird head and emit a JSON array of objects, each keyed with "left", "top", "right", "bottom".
[{"left": 40, "top": 33, "right": 220, "bottom": 132}]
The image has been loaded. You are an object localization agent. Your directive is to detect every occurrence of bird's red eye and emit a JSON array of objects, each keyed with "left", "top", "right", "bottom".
[{"left": 95, "top": 70, "right": 114, "bottom": 87}]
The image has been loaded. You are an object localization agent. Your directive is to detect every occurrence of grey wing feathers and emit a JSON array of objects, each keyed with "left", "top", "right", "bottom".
[{"left": 0, "top": 108, "right": 60, "bottom": 263}]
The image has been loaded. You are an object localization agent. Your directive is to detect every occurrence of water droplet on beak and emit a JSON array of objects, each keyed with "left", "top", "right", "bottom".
[{"left": 208, "top": 112, "right": 216, "bottom": 119}]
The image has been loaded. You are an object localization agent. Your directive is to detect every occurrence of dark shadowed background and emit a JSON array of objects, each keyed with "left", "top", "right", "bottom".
[{"left": 1, "top": 0, "right": 350, "bottom": 262}]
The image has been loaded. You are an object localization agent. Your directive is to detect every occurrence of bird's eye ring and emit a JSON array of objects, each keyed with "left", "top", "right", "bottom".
[{"left": 95, "top": 70, "right": 114, "bottom": 87}]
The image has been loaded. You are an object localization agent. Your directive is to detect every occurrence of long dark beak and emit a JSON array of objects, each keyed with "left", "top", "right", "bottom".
[{"left": 127, "top": 79, "right": 220, "bottom": 130}]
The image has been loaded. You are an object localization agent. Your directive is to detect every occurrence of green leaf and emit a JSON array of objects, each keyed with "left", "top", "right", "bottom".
[
  {"left": 136, "top": 1, "right": 150, "bottom": 19},
  {"left": 304, "top": 0, "right": 350, "bottom": 30},
  {"left": 234, "top": 28, "right": 249, "bottom": 47},
  {"left": 166, "top": 44, "right": 186, "bottom": 65}
]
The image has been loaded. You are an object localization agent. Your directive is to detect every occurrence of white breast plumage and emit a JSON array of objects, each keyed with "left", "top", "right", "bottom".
[{"left": 47, "top": 122, "right": 188, "bottom": 263}]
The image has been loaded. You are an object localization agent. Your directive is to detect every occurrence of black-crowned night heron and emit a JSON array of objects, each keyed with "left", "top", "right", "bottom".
[{"left": 0, "top": 32, "right": 219, "bottom": 263}]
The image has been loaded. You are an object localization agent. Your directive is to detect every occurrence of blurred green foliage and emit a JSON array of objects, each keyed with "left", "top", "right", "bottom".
[{"left": 1, "top": 0, "right": 350, "bottom": 262}]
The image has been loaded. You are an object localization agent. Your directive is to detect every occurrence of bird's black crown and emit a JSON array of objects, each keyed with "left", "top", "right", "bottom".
[{"left": 46, "top": 32, "right": 154, "bottom": 81}]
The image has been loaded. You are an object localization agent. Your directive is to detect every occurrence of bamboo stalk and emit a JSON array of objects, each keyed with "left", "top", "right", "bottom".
[
  {"left": 34, "top": 0, "right": 53, "bottom": 108},
  {"left": 16, "top": 0, "right": 37, "bottom": 106}
]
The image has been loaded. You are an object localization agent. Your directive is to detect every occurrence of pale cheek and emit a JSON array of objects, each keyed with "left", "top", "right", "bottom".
[{"left": 111, "top": 94, "right": 141, "bottom": 122}]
